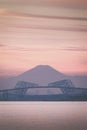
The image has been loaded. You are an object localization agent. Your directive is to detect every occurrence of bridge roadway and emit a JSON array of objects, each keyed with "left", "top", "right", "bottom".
[
  {"left": 0, "top": 86, "right": 87, "bottom": 101},
  {"left": 0, "top": 86, "right": 87, "bottom": 92}
]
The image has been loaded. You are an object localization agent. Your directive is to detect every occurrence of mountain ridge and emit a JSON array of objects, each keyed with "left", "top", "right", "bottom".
[
  {"left": 0, "top": 65, "right": 87, "bottom": 89},
  {"left": 17, "top": 65, "right": 67, "bottom": 86},
  {"left": 18, "top": 65, "right": 65, "bottom": 76}
]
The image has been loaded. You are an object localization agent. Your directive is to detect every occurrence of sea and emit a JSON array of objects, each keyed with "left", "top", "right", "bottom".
[{"left": 0, "top": 102, "right": 87, "bottom": 130}]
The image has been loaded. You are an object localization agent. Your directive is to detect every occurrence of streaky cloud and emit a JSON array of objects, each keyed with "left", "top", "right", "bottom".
[
  {"left": 1, "top": 9, "right": 87, "bottom": 21},
  {"left": 10, "top": 24, "right": 87, "bottom": 32},
  {"left": 0, "top": 44, "right": 6, "bottom": 47},
  {"left": 4, "top": 46, "right": 59, "bottom": 52},
  {"left": 10, "top": 12, "right": 87, "bottom": 21},
  {"left": 61, "top": 47, "right": 87, "bottom": 52}
]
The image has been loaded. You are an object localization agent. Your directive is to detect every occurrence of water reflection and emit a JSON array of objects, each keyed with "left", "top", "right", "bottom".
[{"left": 0, "top": 102, "right": 87, "bottom": 130}]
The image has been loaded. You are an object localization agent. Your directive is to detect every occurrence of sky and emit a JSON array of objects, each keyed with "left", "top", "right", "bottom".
[{"left": 0, "top": 0, "right": 87, "bottom": 76}]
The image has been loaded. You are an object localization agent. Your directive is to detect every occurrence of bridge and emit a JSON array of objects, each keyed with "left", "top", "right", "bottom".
[{"left": 0, "top": 80, "right": 87, "bottom": 100}]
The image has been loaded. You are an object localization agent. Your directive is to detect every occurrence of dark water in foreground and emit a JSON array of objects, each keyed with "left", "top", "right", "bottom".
[{"left": 0, "top": 102, "right": 87, "bottom": 130}]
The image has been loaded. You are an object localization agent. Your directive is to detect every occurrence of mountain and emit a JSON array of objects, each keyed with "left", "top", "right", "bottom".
[
  {"left": 0, "top": 65, "right": 67, "bottom": 89},
  {"left": 17, "top": 65, "right": 67, "bottom": 85},
  {"left": 0, "top": 65, "right": 87, "bottom": 89}
]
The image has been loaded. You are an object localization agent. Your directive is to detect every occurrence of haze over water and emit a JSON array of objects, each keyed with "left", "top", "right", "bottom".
[
  {"left": 0, "top": 1, "right": 87, "bottom": 129},
  {"left": 0, "top": 102, "right": 87, "bottom": 130}
]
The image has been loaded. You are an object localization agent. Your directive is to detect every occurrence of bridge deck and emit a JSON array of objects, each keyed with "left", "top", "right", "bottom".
[{"left": 0, "top": 86, "right": 87, "bottom": 92}]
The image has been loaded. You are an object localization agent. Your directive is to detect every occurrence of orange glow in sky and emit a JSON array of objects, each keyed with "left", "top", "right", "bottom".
[{"left": 0, "top": 0, "right": 87, "bottom": 76}]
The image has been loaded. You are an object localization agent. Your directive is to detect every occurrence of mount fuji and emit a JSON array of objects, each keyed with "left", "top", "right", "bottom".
[{"left": 0, "top": 65, "right": 87, "bottom": 89}]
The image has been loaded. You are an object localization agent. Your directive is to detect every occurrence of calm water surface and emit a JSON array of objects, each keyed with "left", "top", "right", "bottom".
[{"left": 0, "top": 102, "right": 87, "bottom": 130}]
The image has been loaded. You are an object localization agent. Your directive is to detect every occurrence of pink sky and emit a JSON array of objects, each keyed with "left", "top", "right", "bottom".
[{"left": 0, "top": 0, "right": 87, "bottom": 76}]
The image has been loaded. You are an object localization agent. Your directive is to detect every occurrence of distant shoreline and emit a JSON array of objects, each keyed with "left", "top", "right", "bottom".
[{"left": 0, "top": 94, "right": 87, "bottom": 101}]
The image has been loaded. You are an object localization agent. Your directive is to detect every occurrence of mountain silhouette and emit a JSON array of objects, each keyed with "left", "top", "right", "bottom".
[
  {"left": 0, "top": 65, "right": 87, "bottom": 89},
  {"left": 17, "top": 65, "right": 67, "bottom": 85}
]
